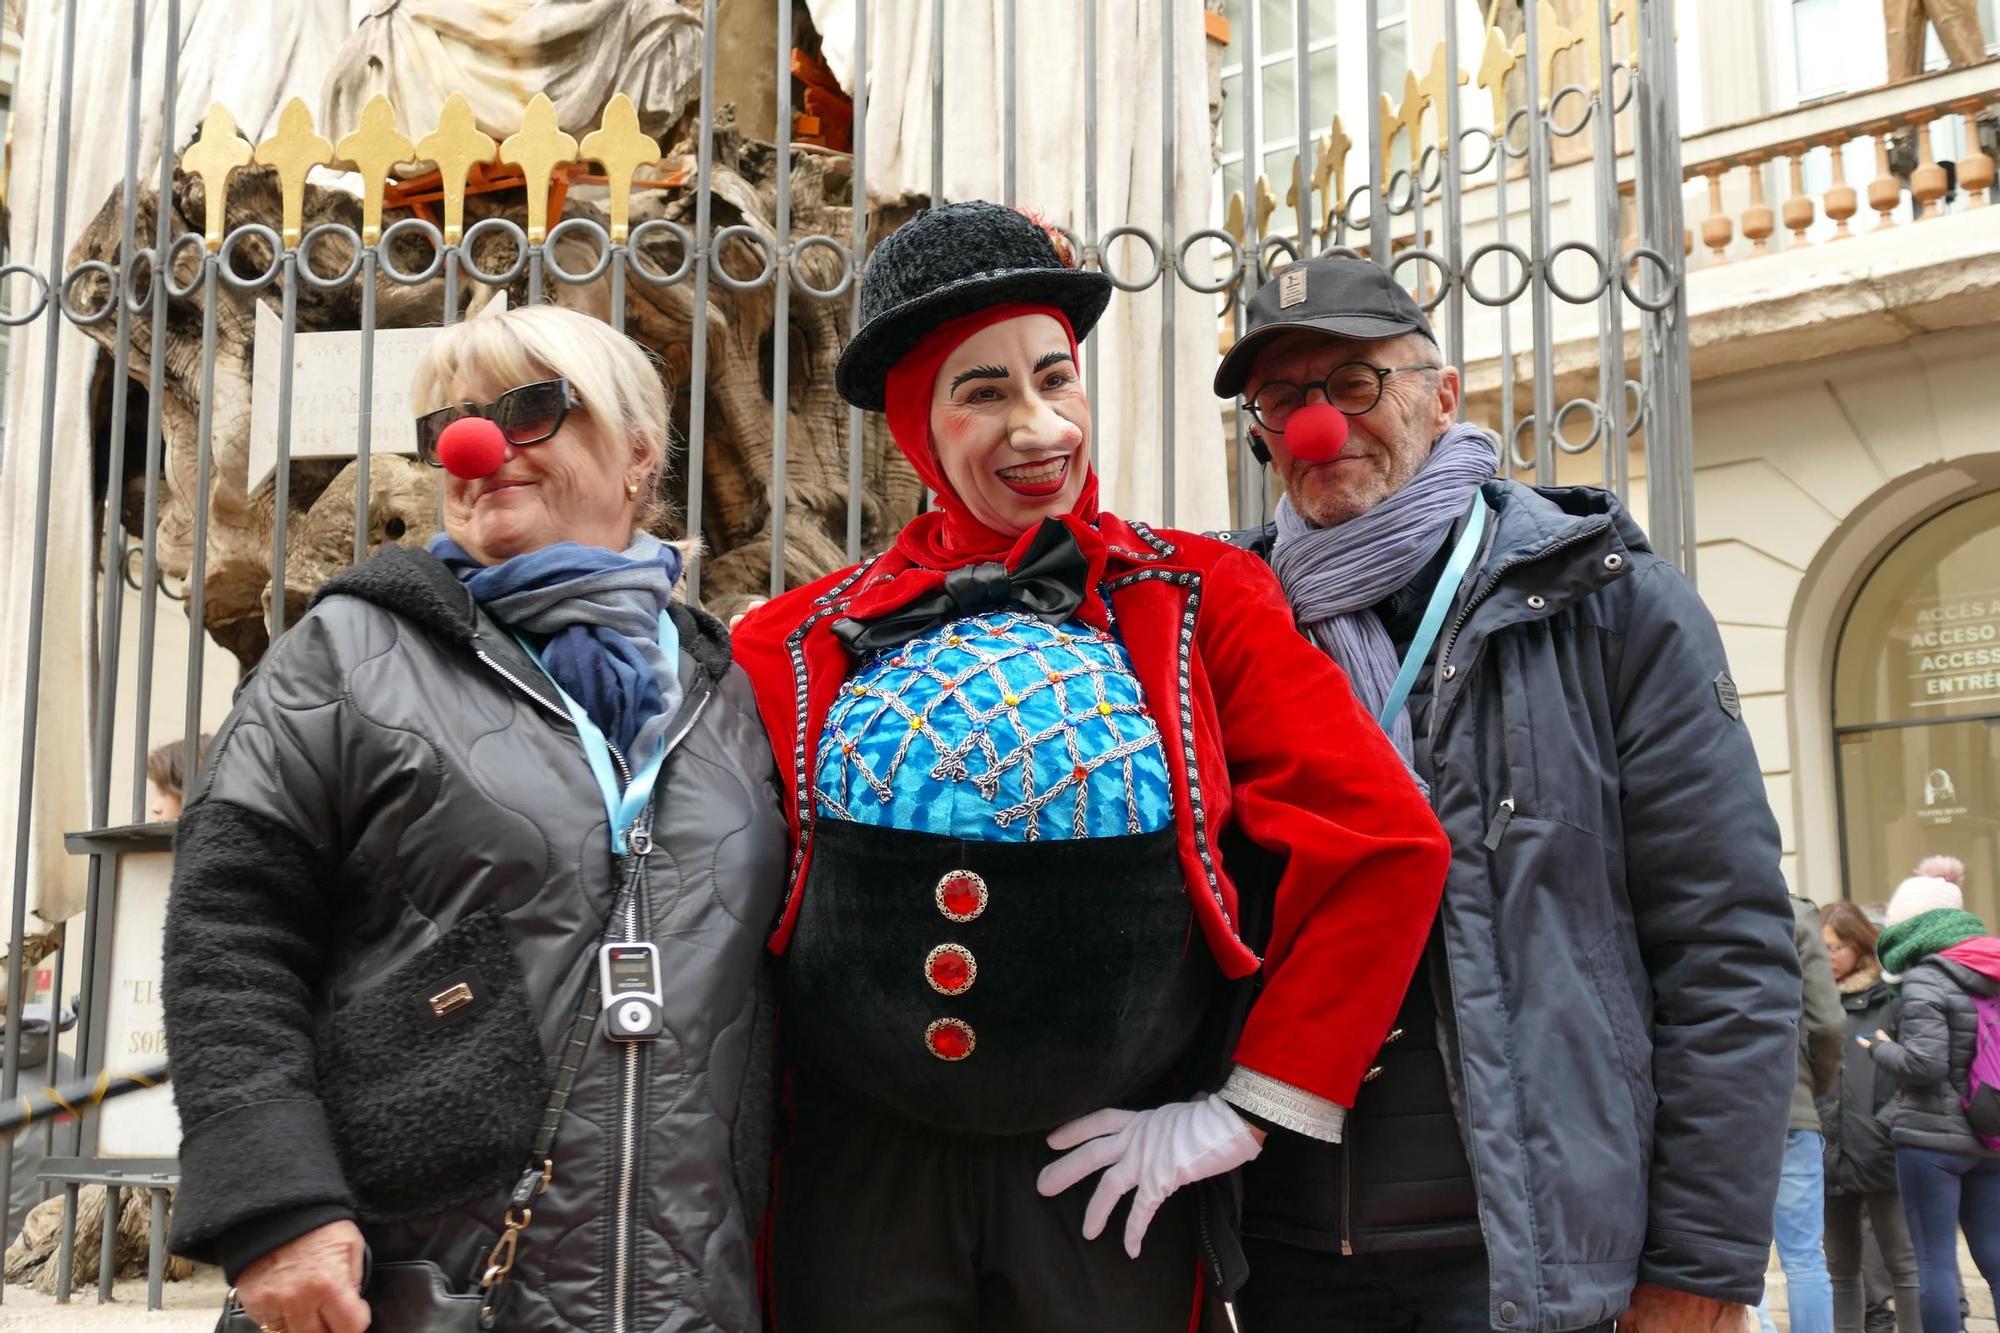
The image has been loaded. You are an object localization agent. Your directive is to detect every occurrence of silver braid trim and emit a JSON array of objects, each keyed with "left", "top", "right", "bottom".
[{"left": 1220, "top": 1065, "right": 1348, "bottom": 1144}]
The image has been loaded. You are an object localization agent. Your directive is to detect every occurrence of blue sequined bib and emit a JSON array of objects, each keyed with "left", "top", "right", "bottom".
[{"left": 813, "top": 611, "right": 1174, "bottom": 841}]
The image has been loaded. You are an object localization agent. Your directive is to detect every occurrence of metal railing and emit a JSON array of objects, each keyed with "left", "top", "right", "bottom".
[{"left": 0, "top": 0, "right": 1695, "bottom": 1306}]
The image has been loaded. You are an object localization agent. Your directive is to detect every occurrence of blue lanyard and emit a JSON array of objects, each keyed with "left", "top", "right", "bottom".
[
  {"left": 515, "top": 610, "right": 674, "bottom": 855},
  {"left": 1378, "top": 494, "right": 1489, "bottom": 730}
]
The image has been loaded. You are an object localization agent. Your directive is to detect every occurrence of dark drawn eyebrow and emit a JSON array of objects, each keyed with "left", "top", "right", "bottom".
[
  {"left": 1034, "top": 350, "right": 1074, "bottom": 373},
  {"left": 950, "top": 364, "right": 1010, "bottom": 394}
]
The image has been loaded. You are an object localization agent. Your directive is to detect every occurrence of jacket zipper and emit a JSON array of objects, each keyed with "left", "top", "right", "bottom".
[
  {"left": 480, "top": 640, "right": 716, "bottom": 1332},
  {"left": 609, "top": 686, "right": 709, "bottom": 1333},
  {"left": 1340, "top": 1120, "right": 1355, "bottom": 1255},
  {"left": 1433, "top": 520, "right": 1614, "bottom": 679},
  {"left": 611, "top": 842, "right": 646, "bottom": 1333},
  {"left": 1483, "top": 796, "right": 1516, "bottom": 850}
]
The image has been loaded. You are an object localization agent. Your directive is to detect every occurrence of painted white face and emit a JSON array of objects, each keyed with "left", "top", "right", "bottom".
[{"left": 928, "top": 314, "right": 1091, "bottom": 539}]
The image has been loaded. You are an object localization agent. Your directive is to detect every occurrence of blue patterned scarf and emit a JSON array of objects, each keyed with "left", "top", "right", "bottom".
[{"left": 430, "top": 532, "right": 684, "bottom": 764}]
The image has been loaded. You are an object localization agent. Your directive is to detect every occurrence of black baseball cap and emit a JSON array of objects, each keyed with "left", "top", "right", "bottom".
[{"left": 1213, "top": 257, "right": 1436, "bottom": 398}]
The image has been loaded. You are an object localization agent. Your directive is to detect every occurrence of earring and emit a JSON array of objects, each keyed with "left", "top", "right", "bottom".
[{"left": 625, "top": 479, "right": 640, "bottom": 500}]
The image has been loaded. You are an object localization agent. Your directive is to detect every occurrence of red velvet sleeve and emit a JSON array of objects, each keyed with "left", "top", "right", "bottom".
[{"left": 1201, "top": 546, "right": 1450, "bottom": 1110}]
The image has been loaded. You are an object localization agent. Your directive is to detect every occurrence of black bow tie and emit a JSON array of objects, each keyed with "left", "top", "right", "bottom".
[{"left": 831, "top": 519, "right": 1092, "bottom": 656}]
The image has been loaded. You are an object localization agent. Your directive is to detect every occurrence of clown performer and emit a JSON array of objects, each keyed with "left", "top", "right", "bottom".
[{"left": 732, "top": 202, "right": 1451, "bottom": 1331}]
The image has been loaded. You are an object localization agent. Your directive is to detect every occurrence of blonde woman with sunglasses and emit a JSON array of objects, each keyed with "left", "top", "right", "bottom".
[{"left": 163, "top": 304, "right": 786, "bottom": 1333}]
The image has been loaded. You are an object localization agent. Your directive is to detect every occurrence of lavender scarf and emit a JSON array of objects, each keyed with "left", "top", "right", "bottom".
[{"left": 1270, "top": 423, "right": 1499, "bottom": 761}]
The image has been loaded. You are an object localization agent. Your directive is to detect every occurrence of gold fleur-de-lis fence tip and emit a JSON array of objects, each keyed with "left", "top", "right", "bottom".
[
  {"left": 415, "top": 93, "right": 497, "bottom": 246},
  {"left": 500, "top": 93, "right": 579, "bottom": 246},
  {"left": 255, "top": 98, "right": 334, "bottom": 248},
  {"left": 1477, "top": 24, "right": 1520, "bottom": 132},
  {"left": 1320, "top": 115, "right": 1352, "bottom": 214},
  {"left": 1512, "top": 0, "right": 1583, "bottom": 106},
  {"left": 1224, "top": 190, "right": 1246, "bottom": 245},
  {"left": 1378, "top": 91, "right": 1401, "bottom": 180},
  {"left": 1398, "top": 69, "right": 1426, "bottom": 176},
  {"left": 334, "top": 94, "right": 417, "bottom": 246},
  {"left": 182, "top": 105, "right": 254, "bottom": 252},
  {"left": 1418, "top": 43, "right": 1469, "bottom": 152},
  {"left": 580, "top": 94, "right": 661, "bottom": 245},
  {"left": 1254, "top": 174, "right": 1278, "bottom": 238}
]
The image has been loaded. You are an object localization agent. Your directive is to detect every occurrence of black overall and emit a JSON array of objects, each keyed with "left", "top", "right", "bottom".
[{"left": 770, "top": 817, "right": 1224, "bottom": 1332}]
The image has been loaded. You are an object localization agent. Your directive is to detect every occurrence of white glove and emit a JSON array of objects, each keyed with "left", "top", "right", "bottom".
[{"left": 1034, "top": 1093, "right": 1263, "bottom": 1258}]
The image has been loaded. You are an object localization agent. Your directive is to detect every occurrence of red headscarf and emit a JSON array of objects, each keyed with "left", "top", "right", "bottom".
[{"left": 842, "top": 301, "right": 1110, "bottom": 626}]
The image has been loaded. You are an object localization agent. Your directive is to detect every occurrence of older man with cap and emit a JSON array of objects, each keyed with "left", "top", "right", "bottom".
[{"left": 1211, "top": 256, "right": 1801, "bottom": 1333}]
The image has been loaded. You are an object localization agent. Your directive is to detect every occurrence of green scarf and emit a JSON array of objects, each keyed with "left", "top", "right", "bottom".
[{"left": 1879, "top": 908, "right": 1988, "bottom": 976}]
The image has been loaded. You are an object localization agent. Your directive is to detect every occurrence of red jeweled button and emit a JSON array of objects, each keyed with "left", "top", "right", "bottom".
[
  {"left": 925, "top": 943, "right": 976, "bottom": 995},
  {"left": 935, "top": 870, "right": 989, "bottom": 923},
  {"left": 926, "top": 1017, "right": 976, "bottom": 1061}
]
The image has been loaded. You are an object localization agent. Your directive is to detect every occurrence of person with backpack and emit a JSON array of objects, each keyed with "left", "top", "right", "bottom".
[
  {"left": 1863, "top": 876, "right": 2000, "bottom": 1333},
  {"left": 1818, "top": 901, "right": 1919, "bottom": 1333}
]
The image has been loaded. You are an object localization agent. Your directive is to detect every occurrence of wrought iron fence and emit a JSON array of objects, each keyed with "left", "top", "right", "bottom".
[{"left": 0, "top": 0, "right": 1693, "bottom": 1306}]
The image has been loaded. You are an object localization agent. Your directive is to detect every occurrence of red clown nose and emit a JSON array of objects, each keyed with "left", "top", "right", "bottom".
[
  {"left": 436, "top": 417, "right": 508, "bottom": 480},
  {"left": 1283, "top": 402, "right": 1350, "bottom": 464}
]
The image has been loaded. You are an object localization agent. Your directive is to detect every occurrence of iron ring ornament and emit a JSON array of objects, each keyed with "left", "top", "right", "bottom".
[
  {"left": 1257, "top": 234, "right": 1301, "bottom": 284},
  {"left": 1624, "top": 379, "right": 1647, "bottom": 437},
  {"left": 542, "top": 216, "right": 617, "bottom": 285},
  {"left": 1381, "top": 169, "right": 1417, "bottom": 217},
  {"left": 625, "top": 218, "right": 697, "bottom": 286},
  {"left": 709, "top": 223, "right": 780, "bottom": 293},
  {"left": 1097, "top": 225, "right": 1164, "bottom": 293},
  {"left": 1390, "top": 249, "right": 1454, "bottom": 313},
  {"left": 164, "top": 232, "right": 209, "bottom": 299},
  {"left": 1547, "top": 85, "right": 1597, "bottom": 138},
  {"left": 1503, "top": 107, "right": 1534, "bottom": 160},
  {"left": 377, "top": 217, "right": 448, "bottom": 285},
  {"left": 297, "top": 223, "right": 365, "bottom": 290},
  {"left": 1457, "top": 125, "right": 1500, "bottom": 177},
  {"left": 789, "top": 233, "right": 855, "bottom": 301},
  {"left": 0, "top": 263, "right": 52, "bottom": 327},
  {"left": 1417, "top": 144, "right": 1447, "bottom": 195},
  {"left": 1510, "top": 414, "right": 1540, "bottom": 472},
  {"left": 1555, "top": 396, "right": 1605, "bottom": 454},
  {"left": 121, "top": 247, "right": 157, "bottom": 317},
  {"left": 458, "top": 217, "right": 532, "bottom": 287},
  {"left": 1464, "top": 240, "right": 1533, "bottom": 307},
  {"left": 217, "top": 223, "right": 285, "bottom": 291},
  {"left": 1544, "top": 240, "right": 1615, "bottom": 305},
  {"left": 59, "top": 260, "right": 119, "bottom": 326},
  {"left": 1621, "top": 247, "right": 1680, "bottom": 313},
  {"left": 1178, "top": 227, "right": 1242, "bottom": 294},
  {"left": 1340, "top": 184, "right": 1376, "bottom": 234}
]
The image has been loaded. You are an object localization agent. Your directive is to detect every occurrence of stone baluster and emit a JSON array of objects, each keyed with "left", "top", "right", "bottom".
[
  {"left": 1867, "top": 128, "right": 1903, "bottom": 228},
  {"left": 1910, "top": 113, "right": 1948, "bottom": 218},
  {"left": 1700, "top": 168, "right": 1733, "bottom": 261},
  {"left": 1824, "top": 136, "right": 1858, "bottom": 238},
  {"left": 1952, "top": 99, "right": 1994, "bottom": 207},
  {"left": 1741, "top": 157, "right": 1776, "bottom": 254},
  {"left": 1781, "top": 147, "right": 1816, "bottom": 245}
]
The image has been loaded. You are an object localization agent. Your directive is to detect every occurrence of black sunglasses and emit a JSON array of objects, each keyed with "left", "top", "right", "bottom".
[{"left": 415, "top": 378, "right": 580, "bottom": 467}]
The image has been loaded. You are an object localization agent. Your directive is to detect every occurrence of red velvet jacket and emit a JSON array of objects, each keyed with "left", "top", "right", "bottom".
[{"left": 732, "top": 512, "right": 1450, "bottom": 1109}]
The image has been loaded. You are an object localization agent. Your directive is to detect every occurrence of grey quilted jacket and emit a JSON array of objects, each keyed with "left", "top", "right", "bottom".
[
  {"left": 162, "top": 545, "right": 788, "bottom": 1333},
  {"left": 1872, "top": 955, "right": 2000, "bottom": 1159}
]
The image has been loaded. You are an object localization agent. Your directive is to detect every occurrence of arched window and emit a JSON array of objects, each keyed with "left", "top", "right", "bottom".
[{"left": 1834, "top": 491, "right": 2000, "bottom": 918}]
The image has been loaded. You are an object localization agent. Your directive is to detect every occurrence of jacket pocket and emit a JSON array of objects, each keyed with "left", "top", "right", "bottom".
[
  {"left": 1580, "top": 930, "right": 1656, "bottom": 1142},
  {"left": 316, "top": 911, "right": 554, "bottom": 1222}
]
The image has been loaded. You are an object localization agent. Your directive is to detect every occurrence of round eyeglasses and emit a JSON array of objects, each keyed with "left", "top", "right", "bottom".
[{"left": 1245, "top": 361, "right": 1441, "bottom": 431}]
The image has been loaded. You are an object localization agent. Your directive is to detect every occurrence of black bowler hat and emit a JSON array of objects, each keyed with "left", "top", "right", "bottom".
[
  {"left": 836, "top": 201, "right": 1113, "bottom": 411},
  {"left": 1213, "top": 257, "right": 1437, "bottom": 398}
]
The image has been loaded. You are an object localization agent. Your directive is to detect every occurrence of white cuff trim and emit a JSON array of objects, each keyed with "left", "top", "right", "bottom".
[{"left": 1219, "top": 1066, "right": 1348, "bottom": 1144}]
